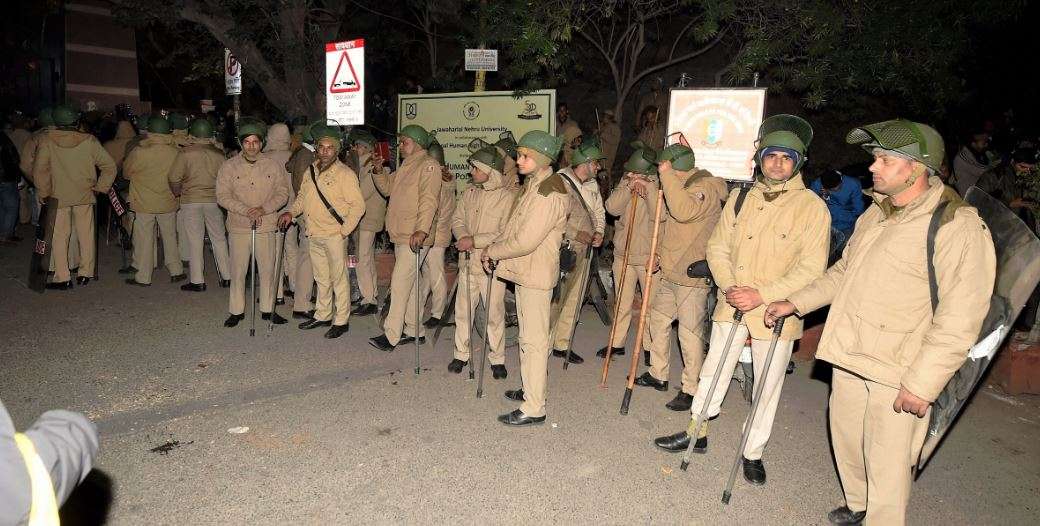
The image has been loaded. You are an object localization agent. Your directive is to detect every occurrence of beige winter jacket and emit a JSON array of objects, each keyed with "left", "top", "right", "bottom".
[
  {"left": 657, "top": 167, "right": 728, "bottom": 288},
  {"left": 286, "top": 146, "right": 314, "bottom": 195},
  {"left": 32, "top": 129, "right": 117, "bottom": 208},
  {"left": 19, "top": 128, "right": 52, "bottom": 183},
  {"left": 557, "top": 118, "right": 583, "bottom": 166},
  {"left": 373, "top": 150, "right": 442, "bottom": 245},
  {"left": 486, "top": 167, "right": 569, "bottom": 290},
  {"left": 558, "top": 168, "right": 597, "bottom": 255},
  {"left": 605, "top": 176, "right": 661, "bottom": 263},
  {"left": 349, "top": 151, "right": 386, "bottom": 232},
  {"left": 169, "top": 138, "right": 225, "bottom": 204},
  {"left": 215, "top": 153, "right": 289, "bottom": 234},
  {"left": 123, "top": 133, "right": 179, "bottom": 214},
  {"left": 430, "top": 172, "right": 457, "bottom": 247},
  {"left": 290, "top": 159, "right": 365, "bottom": 238},
  {"left": 452, "top": 167, "right": 520, "bottom": 276},
  {"left": 103, "top": 121, "right": 136, "bottom": 172},
  {"left": 263, "top": 123, "right": 294, "bottom": 210},
  {"left": 707, "top": 173, "right": 830, "bottom": 340},
  {"left": 789, "top": 179, "right": 996, "bottom": 401}
]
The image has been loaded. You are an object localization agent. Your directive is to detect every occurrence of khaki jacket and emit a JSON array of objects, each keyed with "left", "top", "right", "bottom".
[
  {"left": 169, "top": 138, "right": 224, "bottom": 204},
  {"left": 486, "top": 168, "right": 569, "bottom": 290},
  {"left": 19, "top": 129, "right": 51, "bottom": 182},
  {"left": 215, "top": 153, "right": 289, "bottom": 234},
  {"left": 558, "top": 168, "right": 597, "bottom": 254},
  {"left": 599, "top": 121, "right": 621, "bottom": 174},
  {"left": 351, "top": 151, "right": 387, "bottom": 232},
  {"left": 124, "top": 133, "right": 179, "bottom": 214},
  {"left": 373, "top": 150, "right": 442, "bottom": 245},
  {"left": 290, "top": 159, "right": 365, "bottom": 238},
  {"left": 452, "top": 168, "right": 520, "bottom": 275},
  {"left": 789, "top": 179, "right": 996, "bottom": 401},
  {"left": 263, "top": 123, "right": 294, "bottom": 211},
  {"left": 557, "top": 118, "right": 583, "bottom": 167},
  {"left": 658, "top": 167, "right": 728, "bottom": 288},
  {"left": 707, "top": 174, "right": 830, "bottom": 340},
  {"left": 430, "top": 174, "right": 457, "bottom": 247},
  {"left": 605, "top": 176, "right": 661, "bottom": 263},
  {"left": 103, "top": 121, "right": 136, "bottom": 172},
  {"left": 287, "top": 146, "right": 314, "bottom": 195},
  {"left": 32, "top": 130, "right": 117, "bottom": 208}
]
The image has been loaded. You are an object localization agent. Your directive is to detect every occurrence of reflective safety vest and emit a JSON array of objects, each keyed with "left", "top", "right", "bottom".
[{"left": 13, "top": 433, "right": 60, "bottom": 525}]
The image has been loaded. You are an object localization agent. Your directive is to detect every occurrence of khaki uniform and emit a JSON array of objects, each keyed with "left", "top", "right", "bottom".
[
  {"left": 373, "top": 150, "right": 443, "bottom": 343},
  {"left": 216, "top": 153, "right": 289, "bottom": 315},
  {"left": 452, "top": 167, "right": 520, "bottom": 364},
  {"left": 598, "top": 120, "right": 621, "bottom": 183},
  {"left": 21, "top": 128, "right": 78, "bottom": 269},
  {"left": 788, "top": 179, "right": 995, "bottom": 525},
  {"left": 419, "top": 173, "right": 457, "bottom": 320},
  {"left": 550, "top": 168, "right": 603, "bottom": 351},
  {"left": 290, "top": 159, "right": 365, "bottom": 326},
  {"left": 604, "top": 177, "right": 660, "bottom": 349},
  {"left": 263, "top": 124, "right": 295, "bottom": 301},
  {"left": 169, "top": 138, "right": 231, "bottom": 284},
  {"left": 486, "top": 168, "right": 569, "bottom": 417},
  {"left": 645, "top": 168, "right": 727, "bottom": 393},
  {"left": 124, "top": 133, "right": 183, "bottom": 284},
  {"left": 353, "top": 151, "right": 387, "bottom": 306},
  {"left": 692, "top": 173, "right": 829, "bottom": 460},
  {"left": 286, "top": 146, "right": 316, "bottom": 312},
  {"left": 32, "top": 129, "right": 116, "bottom": 282},
  {"left": 557, "top": 118, "right": 583, "bottom": 167}
]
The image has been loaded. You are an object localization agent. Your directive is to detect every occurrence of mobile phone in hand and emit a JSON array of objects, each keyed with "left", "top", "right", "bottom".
[{"left": 376, "top": 141, "right": 391, "bottom": 161}]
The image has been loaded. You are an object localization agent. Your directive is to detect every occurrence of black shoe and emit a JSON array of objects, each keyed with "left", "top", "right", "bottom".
[
  {"left": 351, "top": 303, "right": 378, "bottom": 316},
  {"left": 497, "top": 409, "right": 545, "bottom": 426},
  {"left": 275, "top": 298, "right": 285, "bottom": 305},
  {"left": 45, "top": 280, "right": 73, "bottom": 290},
  {"left": 324, "top": 324, "right": 349, "bottom": 338},
  {"left": 423, "top": 316, "right": 442, "bottom": 328},
  {"left": 665, "top": 392, "right": 694, "bottom": 411},
  {"left": 292, "top": 310, "right": 315, "bottom": 320},
  {"left": 283, "top": 289, "right": 294, "bottom": 298},
  {"left": 299, "top": 319, "right": 332, "bottom": 330},
  {"left": 369, "top": 335, "right": 395, "bottom": 352},
  {"left": 181, "top": 282, "right": 207, "bottom": 292},
  {"left": 117, "top": 265, "right": 138, "bottom": 274},
  {"left": 124, "top": 278, "right": 150, "bottom": 287},
  {"left": 653, "top": 431, "right": 708, "bottom": 453},
  {"left": 491, "top": 364, "right": 507, "bottom": 379},
  {"left": 634, "top": 371, "right": 668, "bottom": 392},
  {"left": 504, "top": 389, "right": 525, "bottom": 401},
  {"left": 827, "top": 506, "right": 866, "bottom": 525},
  {"left": 218, "top": 279, "right": 231, "bottom": 288},
  {"left": 261, "top": 312, "right": 288, "bottom": 325},
  {"left": 75, "top": 276, "right": 93, "bottom": 286},
  {"left": 398, "top": 335, "right": 427, "bottom": 345},
  {"left": 170, "top": 273, "right": 187, "bottom": 283},
  {"left": 596, "top": 346, "right": 625, "bottom": 358},
  {"left": 552, "top": 349, "right": 584, "bottom": 364},
  {"left": 224, "top": 314, "right": 244, "bottom": 327},
  {"left": 742, "top": 457, "right": 766, "bottom": 485},
  {"left": 644, "top": 350, "right": 651, "bottom": 366},
  {"left": 447, "top": 359, "right": 467, "bottom": 373}
]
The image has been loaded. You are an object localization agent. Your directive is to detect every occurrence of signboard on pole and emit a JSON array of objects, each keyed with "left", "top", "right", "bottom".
[
  {"left": 398, "top": 90, "right": 556, "bottom": 184},
  {"left": 464, "top": 49, "right": 498, "bottom": 72},
  {"left": 224, "top": 49, "right": 242, "bottom": 95},
  {"left": 325, "top": 39, "right": 365, "bottom": 125},
  {"left": 666, "top": 88, "right": 767, "bottom": 182}
]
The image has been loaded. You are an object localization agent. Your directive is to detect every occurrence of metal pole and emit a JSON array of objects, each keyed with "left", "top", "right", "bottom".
[
  {"left": 249, "top": 222, "right": 257, "bottom": 337},
  {"left": 268, "top": 227, "right": 286, "bottom": 333},
  {"left": 600, "top": 193, "right": 638, "bottom": 386},
  {"left": 476, "top": 262, "right": 496, "bottom": 398},
  {"left": 415, "top": 248, "right": 421, "bottom": 375},
  {"left": 562, "top": 246, "right": 594, "bottom": 371},
  {"left": 463, "top": 252, "right": 475, "bottom": 380}
]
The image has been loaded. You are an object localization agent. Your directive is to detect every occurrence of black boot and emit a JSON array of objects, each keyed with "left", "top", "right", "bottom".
[
  {"left": 504, "top": 388, "right": 525, "bottom": 401},
  {"left": 491, "top": 364, "right": 507, "bottom": 379},
  {"left": 742, "top": 457, "right": 766, "bottom": 485},
  {"left": 447, "top": 359, "right": 467, "bottom": 373},
  {"left": 596, "top": 346, "right": 625, "bottom": 357},
  {"left": 224, "top": 314, "right": 244, "bottom": 327},
  {"left": 634, "top": 371, "right": 668, "bottom": 391},
  {"left": 665, "top": 392, "right": 694, "bottom": 411},
  {"left": 45, "top": 280, "right": 73, "bottom": 290},
  {"left": 75, "top": 276, "right": 93, "bottom": 286},
  {"left": 497, "top": 409, "right": 545, "bottom": 426},
  {"left": 369, "top": 334, "right": 395, "bottom": 352},
  {"left": 351, "top": 303, "right": 378, "bottom": 316},
  {"left": 292, "top": 310, "right": 315, "bottom": 320},
  {"left": 299, "top": 318, "right": 332, "bottom": 330},
  {"left": 653, "top": 431, "right": 708, "bottom": 453},
  {"left": 124, "top": 278, "right": 150, "bottom": 287},
  {"left": 552, "top": 349, "right": 584, "bottom": 364},
  {"left": 181, "top": 282, "right": 207, "bottom": 292},
  {"left": 261, "top": 312, "right": 287, "bottom": 325},
  {"left": 398, "top": 335, "right": 426, "bottom": 345},
  {"left": 324, "top": 324, "right": 349, "bottom": 338},
  {"left": 423, "top": 316, "right": 442, "bottom": 328},
  {"left": 170, "top": 273, "right": 187, "bottom": 283},
  {"left": 827, "top": 506, "right": 866, "bottom": 526},
  {"left": 118, "top": 265, "right": 137, "bottom": 274}
]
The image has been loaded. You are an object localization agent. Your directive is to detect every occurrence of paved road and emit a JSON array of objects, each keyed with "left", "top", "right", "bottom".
[{"left": 2, "top": 232, "right": 1038, "bottom": 525}]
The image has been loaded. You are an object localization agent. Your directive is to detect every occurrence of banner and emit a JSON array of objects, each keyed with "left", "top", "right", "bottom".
[
  {"left": 397, "top": 90, "right": 556, "bottom": 183},
  {"left": 224, "top": 49, "right": 241, "bottom": 95},
  {"left": 666, "top": 88, "right": 766, "bottom": 182},
  {"left": 325, "top": 39, "right": 365, "bottom": 125}
]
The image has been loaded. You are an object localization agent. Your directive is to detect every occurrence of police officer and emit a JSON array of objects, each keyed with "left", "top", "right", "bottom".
[
  {"left": 419, "top": 139, "right": 456, "bottom": 327},
  {"left": 347, "top": 129, "right": 386, "bottom": 316}
]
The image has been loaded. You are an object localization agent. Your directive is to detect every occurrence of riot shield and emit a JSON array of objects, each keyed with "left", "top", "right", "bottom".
[
  {"left": 917, "top": 188, "right": 1040, "bottom": 471},
  {"left": 28, "top": 198, "right": 59, "bottom": 293}
]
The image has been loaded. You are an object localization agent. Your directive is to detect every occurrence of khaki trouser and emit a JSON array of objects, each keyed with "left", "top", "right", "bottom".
[
  {"left": 453, "top": 261, "right": 507, "bottom": 365},
  {"left": 291, "top": 220, "right": 314, "bottom": 312},
  {"left": 279, "top": 223, "right": 299, "bottom": 300},
  {"left": 132, "top": 212, "right": 183, "bottom": 284},
  {"left": 49, "top": 225, "right": 78, "bottom": 273},
  {"left": 419, "top": 246, "right": 448, "bottom": 318},
  {"left": 309, "top": 234, "right": 350, "bottom": 326},
  {"left": 830, "top": 367, "right": 929, "bottom": 526},
  {"left": 383, "top": 244, "right": 428, "bottom": 344},
  {"left": 517, "top": 285, "right": 553, "bottom": 417},
  {"left": 690, "top": 321, "right": 794, "bottom": 460},
  {"left": 51, "top": 205, "right": 93, "bottom": 282},
  {"left": 180, "top": 202, "right": 230, "bottom": 284},
  {"left": 647, "top": 279, "right": 709, "bottom": 394},
  {"left": 228, "top": 230, "right": 276, "bottom": 315},
  {"left": 550, "top": 254, "right": 591, "bottom": 350},
  {"left": 609, "top": 259, "right": 650, "bottom": 349},
  {"left": 356, "top": 229, "right": 379, "bottom": 305},
  {"left": 176, "top": 208, "right": 190, "bottom": 262}
]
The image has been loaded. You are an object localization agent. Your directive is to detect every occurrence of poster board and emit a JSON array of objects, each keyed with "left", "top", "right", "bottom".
[{"left": 666, "top": 88, "right": 766, "bottom": 182}]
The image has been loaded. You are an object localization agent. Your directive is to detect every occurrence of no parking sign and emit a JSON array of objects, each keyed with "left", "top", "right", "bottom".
[{"left": 325, "top": 39, "right": 364, "bottom": 125}]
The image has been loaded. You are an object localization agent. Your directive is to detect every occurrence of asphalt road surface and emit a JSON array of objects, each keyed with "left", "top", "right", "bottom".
[{"left": 1, "top": 231, "right": 1037, "bottom": 525}]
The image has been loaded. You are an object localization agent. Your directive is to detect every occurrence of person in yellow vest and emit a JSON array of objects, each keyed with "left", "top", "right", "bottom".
[
  {"left": 419, "top": 139, "right": 456, "bottom": 327},
  {"left": 347, "top": 129, "right": 386, "bottom": 316},
  {"left": 216, "top": 119, "right": 290, "bottom": 327},
  {"left": 123, "top": 115, "right": 185, "bottom": 286},
  {"left": 481, "top": 130, "right": 568, "bottom": 426},
  {"left": 449, "top": 144, "right": 519, "bottom": 377},
  {"left": 1, "top": 398, "right": 99, "bottom": 526},
  {"left": 169, "top": 118, "right": 232, "bottom": 291},
  {"left": 368, "top": 124, "right": 443, "bottom": 351},
  {"left": 31, "top": 105, "right": 116, "bottom": 289},
  {"left": 279, "top": 125, "right": 365, "bottom": 338}
]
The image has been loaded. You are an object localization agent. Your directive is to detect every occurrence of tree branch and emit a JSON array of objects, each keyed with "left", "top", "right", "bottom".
[
  {"left": 349, "top": 0, "right": 427, "bottom": 34},
  {"left": 668, "top": 15, "right": 703, "bottom": 61}
]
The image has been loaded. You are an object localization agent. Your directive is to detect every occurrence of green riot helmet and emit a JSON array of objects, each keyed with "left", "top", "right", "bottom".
[
  {"left": 349, "top": 128, "right": 377, "bottom": 148},
  {"left": 399, "top": 124, "right": 432, "bottom": 149},
  {"left": 147, "top": 115, "right": 172, "bottom": 134},
  {"left": 623, "top": 149, "right": 658, "bottom": 177},
  {"left": 51, "top": 104, "right": 80, "bottom": 128},
  {"left": 37, "top": 107, "right": 55, "bottom": 128},
  {"left": 467, "top": 138, "right": 492, "bottom": 154},
  {"left": 655, "top": 143, "right": 696, "bottom": 171},
  {"left": 236, "top": 117, "right": 268, "bottom": 149},
  {"left": 571, "top": 141, "right": 605, "bottom": 168},
  {"left": 469, "top": 145, "right": 505, "bottom": 176},
  {"left": 496, "top": 130, "right": 517, "bottom": 159},
  {"left": 755, "top": 114, "right": 813, "bottom": 173},
  {"left": 188, "top": 118, "right": 215, "bottom": 139},
  {"left": 846, "top": 119, "right": 945, "bottom": 174},
  {"left": 168, "top": 112, "right": 189, "bottom": 131},
  {"left": 309, "top": 122, "right": 344, "bottom": 151},
  {"left": 517, "top": 130, "right": 563, "bottom": 166},
  {"left": 427, "top": 139, "right": 445, "bottom": 165}
]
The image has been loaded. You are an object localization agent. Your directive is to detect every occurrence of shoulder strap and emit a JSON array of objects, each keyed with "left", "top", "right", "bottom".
[
  {"left": 310, "top": 164, "right": 344, "bottom": 225},
  {"left": 559, "top": 172, "right": 595, "bottom": 219},
  {"left": 733, "top": 184, "right": 752, "bottom": 217},
  {"left": 926, "top": 199, "right": 952, "bottom": 312}
]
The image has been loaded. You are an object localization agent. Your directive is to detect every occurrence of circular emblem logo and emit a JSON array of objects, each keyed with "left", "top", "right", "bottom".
[{"left": 463, "top": 102, "right": 480, "bottom": 120}]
